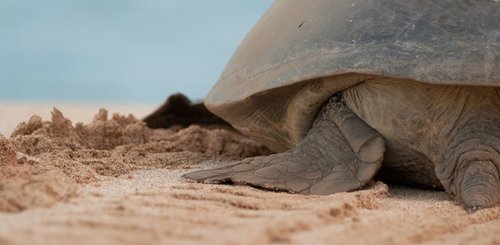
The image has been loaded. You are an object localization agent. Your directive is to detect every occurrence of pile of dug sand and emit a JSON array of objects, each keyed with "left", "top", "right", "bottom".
[
  {"left": 0, "top": 106, "right": 498, "bottom": 245},
  {"left": 0, "top": 108, "right": 269, "bottom": 213}
]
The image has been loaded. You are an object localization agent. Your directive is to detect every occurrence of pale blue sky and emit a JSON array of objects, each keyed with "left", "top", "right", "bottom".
[{"left": 0, "top": 0, "right": 273, "bottom": 103}]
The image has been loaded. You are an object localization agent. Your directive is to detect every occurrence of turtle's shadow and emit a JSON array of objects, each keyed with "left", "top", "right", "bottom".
[{"left": 386, "top": 184, "right": 454, "bottom": 203}]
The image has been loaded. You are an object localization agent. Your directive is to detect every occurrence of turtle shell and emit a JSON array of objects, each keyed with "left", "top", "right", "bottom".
[{"left": 205, "top": 0, "right": 500, "bottom": 152}]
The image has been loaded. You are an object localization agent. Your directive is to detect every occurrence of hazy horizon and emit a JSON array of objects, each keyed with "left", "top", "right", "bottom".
[{"left": 0, "top": 1, "right": 273, "bottom": 103}]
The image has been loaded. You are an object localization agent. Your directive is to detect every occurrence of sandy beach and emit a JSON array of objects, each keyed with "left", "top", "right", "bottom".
[{"left": 0, "top": 104, "right": 498, "bottom": 245}]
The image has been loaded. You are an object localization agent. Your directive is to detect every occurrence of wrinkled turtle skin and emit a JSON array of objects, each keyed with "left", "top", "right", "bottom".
[{"left": 184, "top": 0, "right": 500, "bottom": 210}]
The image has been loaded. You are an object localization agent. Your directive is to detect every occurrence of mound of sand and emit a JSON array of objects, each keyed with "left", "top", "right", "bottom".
[{"left": 0, "top": 108, "right": 270, "bottom": 212}]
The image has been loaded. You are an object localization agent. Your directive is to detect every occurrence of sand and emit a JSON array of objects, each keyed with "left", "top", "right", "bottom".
[
  {"left": 0, "top": 106, "right": 498, "bottom": 245},
  {"left": 0, "top": 101, "right": 155, "bottom": 137}
]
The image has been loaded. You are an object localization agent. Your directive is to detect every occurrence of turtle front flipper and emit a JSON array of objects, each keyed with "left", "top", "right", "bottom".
[{"left": 183, "top": 95, "right": 385, "bottom": 195}]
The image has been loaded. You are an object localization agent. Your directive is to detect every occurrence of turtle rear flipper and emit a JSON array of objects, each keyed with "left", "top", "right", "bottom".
[{"left": 183, "top": 95, "right": 385, "bottom": 195}]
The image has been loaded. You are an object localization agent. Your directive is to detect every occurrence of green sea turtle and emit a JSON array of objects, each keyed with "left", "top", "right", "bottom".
[{"left": 183, "top": 0, "right": 500, "bottom": 210}]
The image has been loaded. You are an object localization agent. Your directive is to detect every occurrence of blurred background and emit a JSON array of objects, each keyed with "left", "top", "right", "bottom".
[{"left": 0, "top": 0, "right": 273, "bottom": 136}]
